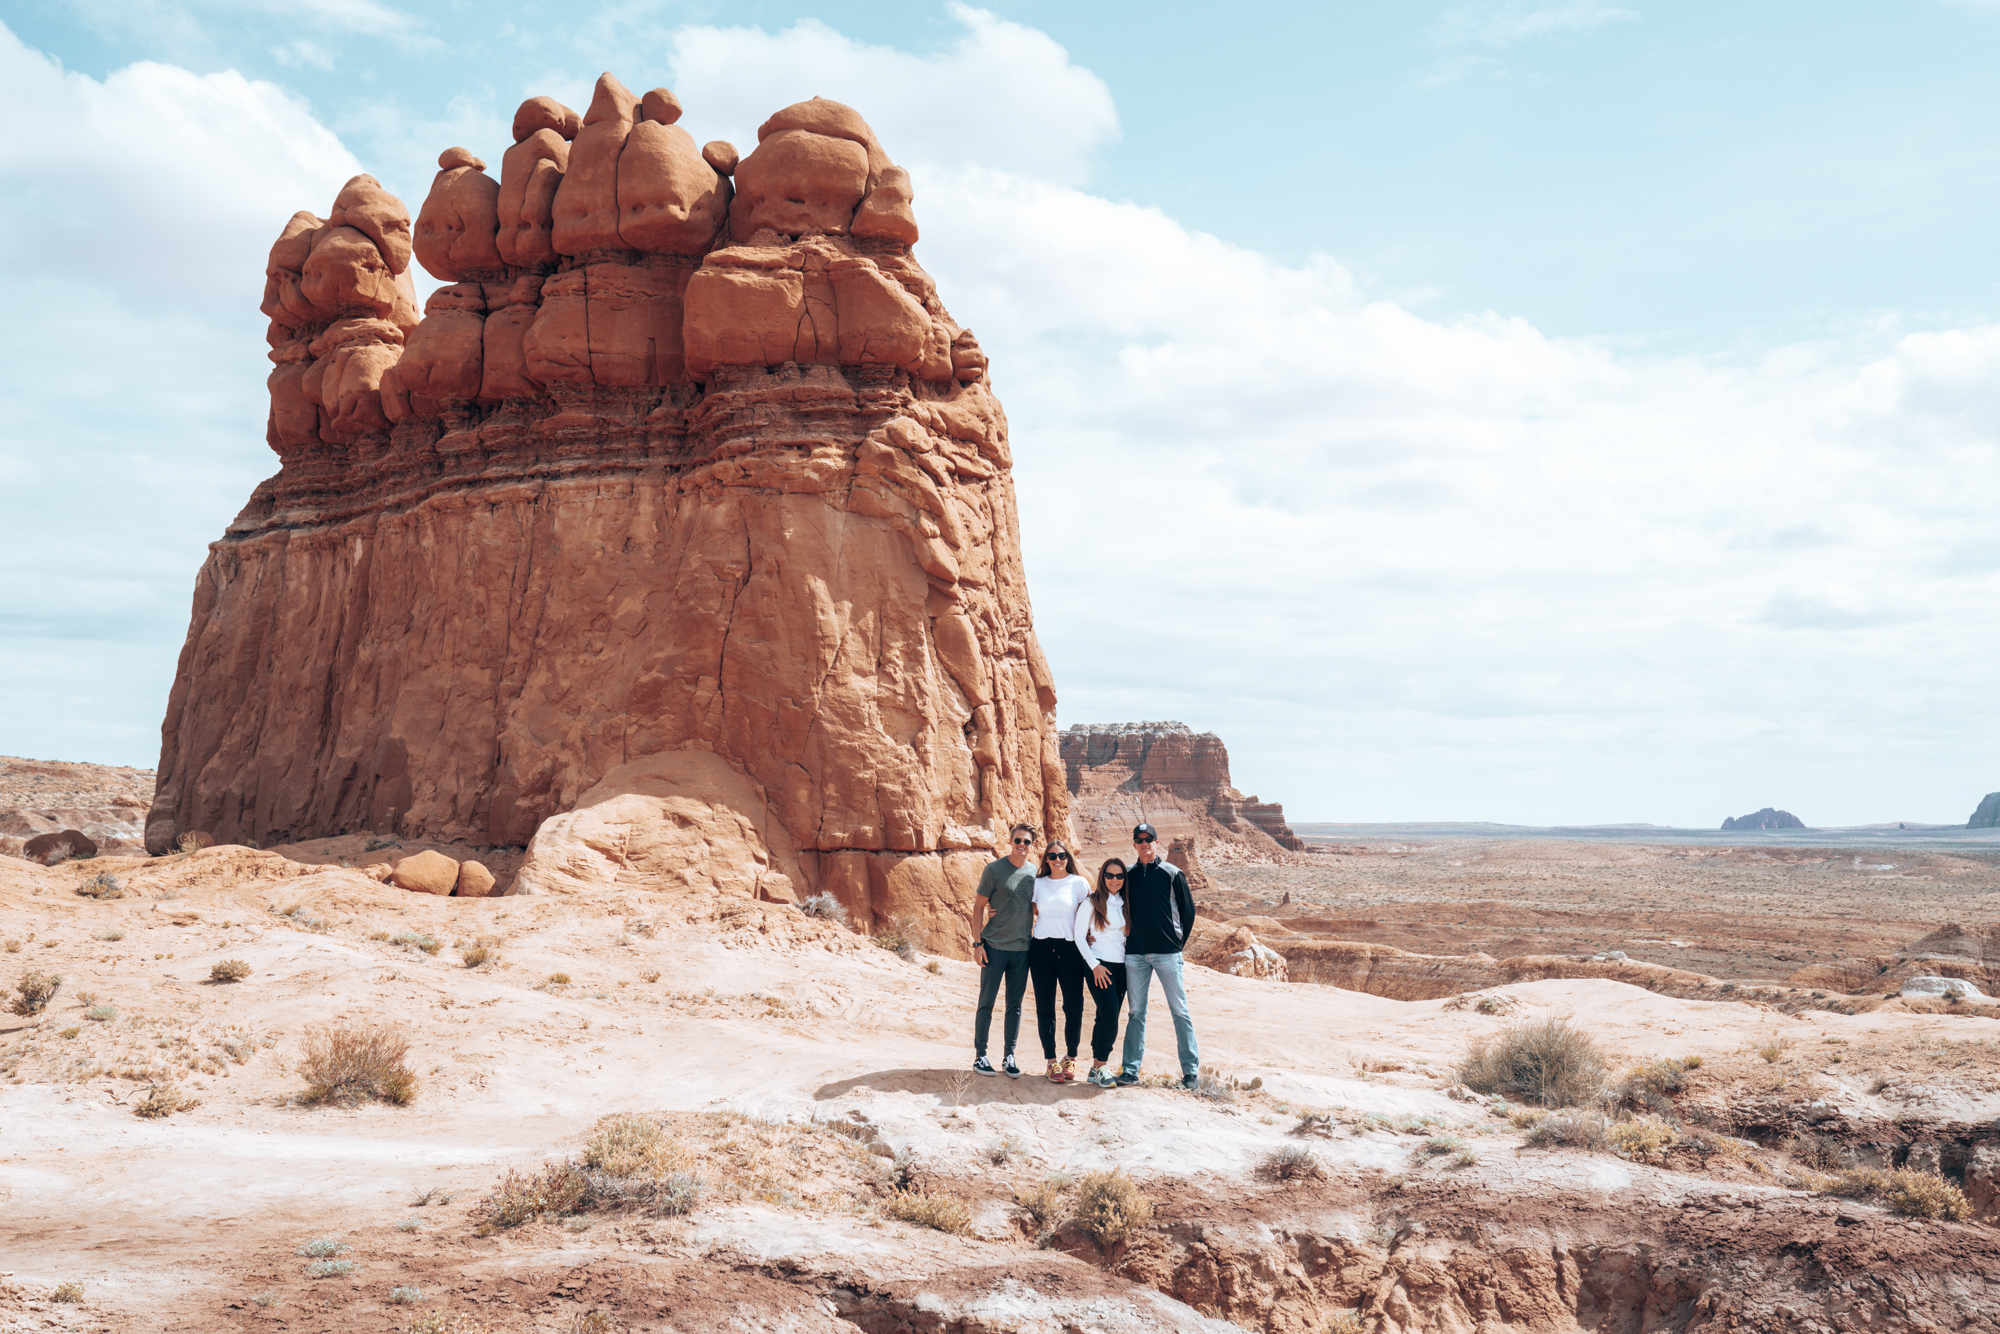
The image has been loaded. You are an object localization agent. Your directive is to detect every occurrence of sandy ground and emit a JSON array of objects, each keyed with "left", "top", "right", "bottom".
[{"left": 3, "top": 844, "right": 1999, "bottom": 1331}]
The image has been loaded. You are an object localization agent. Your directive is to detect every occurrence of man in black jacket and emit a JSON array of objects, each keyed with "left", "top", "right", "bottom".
[{"left": 1114, "top": 822, "right": 1201, "bottom": 1089}]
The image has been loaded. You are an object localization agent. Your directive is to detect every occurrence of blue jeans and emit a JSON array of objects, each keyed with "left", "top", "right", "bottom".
[{"left": 1120, "top": 952, "right": 1198, "bottom": 1078}]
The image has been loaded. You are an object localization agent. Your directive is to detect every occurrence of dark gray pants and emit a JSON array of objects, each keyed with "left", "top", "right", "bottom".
[{"left": 973, "top": 946, "right": 1029, "bottom": 1057}]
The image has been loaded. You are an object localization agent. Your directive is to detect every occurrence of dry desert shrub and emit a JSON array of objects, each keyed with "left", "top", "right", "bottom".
[
  {"left": 881, "top": 1187, "right": 972, "bottom": 1235},
  {"left": 10, "top": 970, "right": 62, "bottom": 1017},
  {"left": 75, "top": 872, "right": 123, "bottom": 899},
  {"left": 392, "top": 931, "right": 442, "bottom": 955},
  {"left": 1787, "top": 1130, "right": 1846, "bottom": 1172},
  {"left": 1607, "top": 1117, "right": 1677, "bottom": 1164},
  {"left": 1457, "top": 1015, "right": 1607, "bottom": 1107},
  {"left": 51, "top": 1281, "right": 83, "bottom": 1303},
  {"left": 1757, "top": 1031, "right": 1795, "bottom": 1064},
  {"left": 459, "top": 945, "right": 492, "bottom": 968},
  {"left": 583, "top": 1114, "right": 690, "bottom": 1179},
  {"left": 1013, "top": 1173, "right": 1072, "bottom": 1232},
  {"left": 84, "top": 1004, "right": 116, "bottom": 1022},
  {"left": 1523, "top": 1111, "right": 1611, "bottom": 1152},
  {"left": 474, "top": 1161, "right": 589, "bottom": 1230},
  {"left": 209, "top": 959, "right": 251, "bottom": 983},
  {"left": 404, "top": 1311, "right": 492, "bottom": 1334},
  {"left": 546, "top": 972, "right": 572, "bottom": 986},
  {"left": 1072, "top": 1167, "right": 1154, "bottom": 1246},
  {"left": 800, "top": 893, "right": 849, "bottom": 925},
  {"left": 3, "top": 939, "right": 18, "bottom": 953},
  {"left": 297, "top": 1238, "right": 350, "bottom": 1257},
  {"left": 1814, "top": 1167, "right": 1970, "bottom": 1220},
  {"left": 1619, "top": 1055, "right": 1701, "bottom": 1113},
  {"left": 297, "top": 1020, "right": 418, "bottom": 1105},
  {"left": 1264, "top": 1143, "right": 1327, "bottom": 1180},
  {"left": 389, "top": 1285, "right": 423, "bottom": 1304},
  {"left": 1322, "top": 1314, "right": 1366, "bottom": 1334},
  {"left": 175, "top": 832, "right": 205, "bottom": 854}
]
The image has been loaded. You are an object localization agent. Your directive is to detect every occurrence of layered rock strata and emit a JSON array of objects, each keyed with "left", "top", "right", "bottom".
[
  {"left": 1061, "top": 721, "right": 1304, "bottom": 851},
  {"left": 149, "top": 78, "right": 1067, "bottom": 927}
]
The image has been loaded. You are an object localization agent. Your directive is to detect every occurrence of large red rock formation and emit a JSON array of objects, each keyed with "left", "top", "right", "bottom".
[
  {"left": 148, "top": 78, "right": 1067, "bottom": 929},
  {"left": 1061, "top": 722, "right": 1304, "bottom": 852}
]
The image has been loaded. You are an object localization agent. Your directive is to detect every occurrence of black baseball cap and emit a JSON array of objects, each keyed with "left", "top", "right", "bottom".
[{"left": 1133, "top": 822, "right": 1157, "bottom": 840}]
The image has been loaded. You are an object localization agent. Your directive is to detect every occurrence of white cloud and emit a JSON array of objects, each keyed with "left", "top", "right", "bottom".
[
  {"left": 272, "top": 39, "right": 336, "bottom": 69},
  {"left": 1432, "top": 1, "right": 1640, "bottom": 49},
  {"left": 533, "top": 4, "right": 1121, "bottom": 188},
  {"left": 0, "top": 23, "right": 362, "bottom": 308},
  {"left": 902, "top": 169, "right": 2000, "bottom": 823},
  {"left": 0, "top": 23, "right": 365, "bottom": 762}
]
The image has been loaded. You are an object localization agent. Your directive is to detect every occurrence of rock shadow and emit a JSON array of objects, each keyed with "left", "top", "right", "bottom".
[{"left": 814, "top": 1067, "right": 1113, "bottom": 1106}]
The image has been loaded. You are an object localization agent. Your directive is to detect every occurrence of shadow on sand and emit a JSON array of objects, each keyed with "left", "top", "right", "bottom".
[{"left": 814, "top": 1067, "right": 1116, "bottom": 1106}]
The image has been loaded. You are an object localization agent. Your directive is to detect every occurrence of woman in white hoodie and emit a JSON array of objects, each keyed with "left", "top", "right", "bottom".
[{"left": 1074, "top": 857, "right": 1131, "bottom": 1088}]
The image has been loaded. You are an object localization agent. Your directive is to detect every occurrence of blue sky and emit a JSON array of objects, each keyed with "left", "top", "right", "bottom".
[{"left": 4, "top": 2, "right": 2000, "bottom": 826}]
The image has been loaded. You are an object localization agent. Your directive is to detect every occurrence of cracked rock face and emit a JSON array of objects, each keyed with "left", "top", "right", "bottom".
[{"left": 149, "top": 77, "right": 1066, "bottom": 926}]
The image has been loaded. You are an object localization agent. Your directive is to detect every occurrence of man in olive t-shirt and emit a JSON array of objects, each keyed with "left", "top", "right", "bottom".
[{"left": 970, "top": 822, "right": 1039, "bottom": 1078}]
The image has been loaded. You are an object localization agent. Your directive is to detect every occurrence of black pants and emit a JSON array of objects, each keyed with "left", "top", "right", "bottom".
[
  {"left": 1085, "top": 957, "right": 1128, "bottom": 1062},
  {"left": 1029, "top": 937, "right": 1085, "bottom": 1060},
  {"left": 973, "top": 946, "right": 1029, "bottom": 1057}
]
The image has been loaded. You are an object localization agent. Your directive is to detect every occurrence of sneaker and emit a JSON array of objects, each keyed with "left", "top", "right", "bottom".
[
  {"left": 1086, "top": 1066, "right": 1111, "bottom": 1087},
  {"left": 1112, "top": 1070, "right": 1140, "bottom": 1087},
  {"left": 1046, "top": 1059, "right": 1064, "bottom": 1082},
  {"left": 973, "top": 1056, "right": 996, "bottom": 1077},
  {"left": 1060, "top": 1056, "right": 1077, "bottom": 1084},
  {"left": 1180, "top": 1073, "right": 1202, "bottom": 1091},
  {"left": 1003, "top": 1054, "right": 1021, "bottom": 1079}
]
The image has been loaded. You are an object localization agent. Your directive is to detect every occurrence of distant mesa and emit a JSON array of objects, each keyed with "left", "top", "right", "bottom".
[
  {"left": 1720, "top": 807, "right": 1805, "bottom": 831},
  {"left": 1969, "top": 792, "right": 2000, "bottom": 828},
  {"left": 1061, "top": 721, "right": 1305, "bottom": 855}
]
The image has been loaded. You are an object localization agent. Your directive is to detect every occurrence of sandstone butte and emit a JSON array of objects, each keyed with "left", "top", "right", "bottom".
[
  {"left": 1061, "top": 721, "right": 1306, "bottom": 852},
  {"left": 146, "top": 77, "right": 1067, "bottom": 943}
]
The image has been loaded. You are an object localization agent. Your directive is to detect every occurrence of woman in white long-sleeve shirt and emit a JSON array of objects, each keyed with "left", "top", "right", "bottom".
[{"left": 1073, "top": 857, "right": 1131, "bottom": 1088}]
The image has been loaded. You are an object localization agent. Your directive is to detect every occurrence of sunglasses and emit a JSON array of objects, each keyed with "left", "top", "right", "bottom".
[
  {"left": 1011, "top": 837, "right": 1034, "bottom": 846},
  {"left": 1134, "top": 835, "right": 1156, "bottom": 844},
  {"left": 1048, "top": 852, "right": 1070, "bottom": 861},
  {"left": 1104, "top": 872, "right": 1125, "bottom": 880}
]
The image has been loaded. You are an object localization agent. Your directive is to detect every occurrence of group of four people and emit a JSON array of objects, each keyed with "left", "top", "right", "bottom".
[{"left": 969, "top": 821, "right": 1202, "bottom": 1088}]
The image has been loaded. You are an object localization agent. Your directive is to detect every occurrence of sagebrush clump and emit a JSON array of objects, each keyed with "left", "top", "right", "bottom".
[
  {"left": 210, "top": 959, "right": 252, "bottom": 983},
  {"left": 881, "top": 1187, "right": 972, "bottom": 1235},
  {"left": 800, "top": 893, "right": 848, "bottom": 925},
  {"left": 473, "top": 1162, "right": 588, "bottom": 1230},
  {"left": 1607, "top": 1117, "right": 1677, "bottom": 1163},
  {"left": 1523, "top": 1111, "right": 1611, "bottom": 1152},
  {"left": 75, "top": 872, "right": 124, "bottom": 899},
  {"left": 1457, "top": 1015, "right": 1607, "bottom": 1107},
  {"left": 1264, "top": 1143, "right": 1326, "bottom": 1180},
  {"left": 1816, "top": 1167, "right": 1970, "bottom": 1220},
  {"left": 297, "top": 1020, "right": 418, "bottom": 1105},
  {"left": 1071, "top": 1168, "right": 1153, "bottom": 1246},
  {"left": 10, "top": 970, "right": 62, "bottom": 1017}
]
